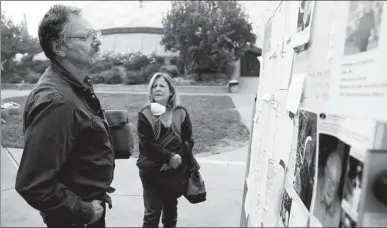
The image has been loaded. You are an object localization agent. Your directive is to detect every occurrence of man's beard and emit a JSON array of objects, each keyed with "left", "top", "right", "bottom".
[{"left": 89, "top": 52, "right": 101, "bottom": 65}]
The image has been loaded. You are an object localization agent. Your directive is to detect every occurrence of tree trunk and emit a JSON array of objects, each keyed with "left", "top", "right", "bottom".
[{"left": 227, "top": 59, "right": 238, "bottom": 81}]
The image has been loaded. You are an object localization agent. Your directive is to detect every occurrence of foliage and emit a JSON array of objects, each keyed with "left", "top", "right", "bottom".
[
  {"left": 160, "top": 1, "right": 256, "bottom": 76},
  {"left": 1, "top": 59, "right": 49, "bottom": 83},
  {"left": 31, "top": 60, "right": 50, "bottom": 74},
  {"left": 123, "top": 70, "right": 145, "bottom": 85},
  {"left": 90, "top": 59, "right": 114, "bottom": 73},
  {"left": 123, "top": 63, "right": 162, "bottom": 85},
  {"left": 24, "top": 71, "right": 41, "bottom": 84},
  {"left": 101, "top": 66, "right": 125, "bottom": 84},
  {"left": 123, "top": 52, "right": 151, "bottom": 70},
  {"left": 160, "top": 64, "right": 179, "bottom": 77},
  {"left": 6, "top": 74, "right": 23, "bottom": 83},
  {"left": 1, "top": 11, "right": 41, "bottom": 73},
  {"left": 90, "top": 73, "right": 105, "bottom": 84},
  {"left": 140, "top": 63, "right": 163, "bottom": 81},
  {"left": 150, "top": 52, "right": 165, "bottom": 65}
]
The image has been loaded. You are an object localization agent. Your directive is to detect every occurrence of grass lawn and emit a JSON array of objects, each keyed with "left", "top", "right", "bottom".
[{"left": 1, "top": 93, "right": 249, "bottom": 157}]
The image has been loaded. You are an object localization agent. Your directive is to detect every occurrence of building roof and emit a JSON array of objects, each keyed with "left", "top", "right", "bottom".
[{"left": 101, "top": 27, "right": 164, "bottom": 35}]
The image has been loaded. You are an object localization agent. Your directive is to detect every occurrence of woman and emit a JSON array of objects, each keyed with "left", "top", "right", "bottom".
[{"left": 136, "top": 72, "right": 198, "bottom": 228}]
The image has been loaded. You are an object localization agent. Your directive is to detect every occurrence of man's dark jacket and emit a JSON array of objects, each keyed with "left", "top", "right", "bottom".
[{"left": 15, "top": 61, "right": 115, "bottom": 225}]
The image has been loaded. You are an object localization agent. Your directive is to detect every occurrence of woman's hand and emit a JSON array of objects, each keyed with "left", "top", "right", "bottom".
[
  {"left": 160, "top": 163, "right": 173, "bottom": 171},
  {"left": 169, "top": 154, "right": 182, "bottom": 169}
]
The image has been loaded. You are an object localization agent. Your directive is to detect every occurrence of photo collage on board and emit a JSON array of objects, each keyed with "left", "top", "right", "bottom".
[{"left": 278, "top": 1, "right": 387, "bottom": 227}]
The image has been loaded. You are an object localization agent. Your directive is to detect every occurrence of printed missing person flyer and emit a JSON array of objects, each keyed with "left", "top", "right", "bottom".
[
  {"left": 327, "top": 1, "right": 387, "bottom": 122},
  {"left": 277, "top": 106, "right": 387, "bottom": 228}
]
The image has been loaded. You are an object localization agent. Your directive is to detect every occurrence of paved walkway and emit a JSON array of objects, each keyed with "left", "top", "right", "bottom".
[{"left": 1, "top": 82, "right": 257, "bottom": 227}]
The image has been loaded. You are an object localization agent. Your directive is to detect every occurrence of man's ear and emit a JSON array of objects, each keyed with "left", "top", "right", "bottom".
[{"left": 50, "top": 39, "right": 66, "bottom": 57}]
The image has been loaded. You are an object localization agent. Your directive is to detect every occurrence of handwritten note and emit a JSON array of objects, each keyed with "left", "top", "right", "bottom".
[{"left": 287, "top": 73, "right": 306, "bottom": 114}]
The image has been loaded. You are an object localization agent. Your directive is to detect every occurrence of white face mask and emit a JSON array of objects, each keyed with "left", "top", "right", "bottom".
[{"left": 150, "top": 102, "right": 166, "bottom": 116}]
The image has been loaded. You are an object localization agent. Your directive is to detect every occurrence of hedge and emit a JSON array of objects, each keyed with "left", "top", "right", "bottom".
[{"left": 2, "top": 51, "right": 230, "bottom": 86}]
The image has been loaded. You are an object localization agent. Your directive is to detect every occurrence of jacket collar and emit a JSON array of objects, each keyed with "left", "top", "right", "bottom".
[{"left": 50, "top": 59, "right": 93, "bottom": 92}]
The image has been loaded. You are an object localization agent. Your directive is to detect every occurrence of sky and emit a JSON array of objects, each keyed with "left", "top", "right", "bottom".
[
  {"left": 1, "top": 1, "right": 94, "bottom": 37},
  {"left": 1, "top": 1, "right": 280, "bottom": 47}
]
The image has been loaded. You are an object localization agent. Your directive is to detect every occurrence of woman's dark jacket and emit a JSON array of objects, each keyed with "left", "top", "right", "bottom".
[{"left": 136, "top": 105, "right": 199, "bottom": 179}]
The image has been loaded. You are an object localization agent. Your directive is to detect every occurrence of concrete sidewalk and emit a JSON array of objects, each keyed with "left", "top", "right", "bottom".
[{"left": 1, "top": 147, "right": 246, "bottom": 227}]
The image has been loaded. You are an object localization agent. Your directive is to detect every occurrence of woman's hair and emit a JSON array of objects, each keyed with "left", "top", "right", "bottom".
[
  {"left": 147, "top": 72, "right": 179, "bottom": 109},
  {"left": 38, "top": 5, "right": 82, "bottom": 60}
]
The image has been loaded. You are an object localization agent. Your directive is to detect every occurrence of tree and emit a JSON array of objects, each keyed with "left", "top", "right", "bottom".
[
  {"left": 1, "top": 11, "right": 41, "bottom": 72},
  {"left": 161, "top": 1, "right": 256, "bottom": 76}
]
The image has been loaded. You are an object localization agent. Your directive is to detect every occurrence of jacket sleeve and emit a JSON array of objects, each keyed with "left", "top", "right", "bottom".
[
  {"left": 137, "top": 111, "right": 175, "bottom": 163},
  {"left": 15, "top": 97, "right": 95, "bottom": 224}
]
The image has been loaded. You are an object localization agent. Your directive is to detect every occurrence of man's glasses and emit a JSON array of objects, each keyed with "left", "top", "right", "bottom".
[{"left": 67, "top": 29, "right": 102, "bottom": 42}]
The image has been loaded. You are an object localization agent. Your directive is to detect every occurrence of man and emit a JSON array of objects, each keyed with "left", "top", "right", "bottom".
[
  {"left": 312, "top": 151, "right": 343, "bottom": 227},
  {"left": 15, "top": 5, "right": 114, "bottom": 228}
]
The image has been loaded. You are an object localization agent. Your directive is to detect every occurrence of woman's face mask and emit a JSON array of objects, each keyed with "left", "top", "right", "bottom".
[{"left": 150, "top": 102, "right": 166, "bottom": 116}]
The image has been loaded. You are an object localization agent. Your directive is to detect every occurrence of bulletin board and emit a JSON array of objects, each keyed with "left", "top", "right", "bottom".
[{"left": 240, "top": 1, "right": 387, "bottom": 227}]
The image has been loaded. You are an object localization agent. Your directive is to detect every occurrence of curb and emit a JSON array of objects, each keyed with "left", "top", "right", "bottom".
[
  {"left": 1, "top": 83, "right": 229, "bottom": 94},
  {"left": 2, "top": 147, "right": 20, "bottom": 168}
]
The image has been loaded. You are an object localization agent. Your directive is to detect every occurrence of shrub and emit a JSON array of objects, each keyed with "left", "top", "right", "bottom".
[
  {"left": 187, "top": 72, "right": 200, "bottom": 81},
  {"left": 141, "top": 63, "right": 162, "bottom": 81},
  {"left": 123, "top": 53, "right": 151, "bottom": 70},
  {"left": 24, "top": 71, "right": 41, "bottom": 84},
  {"left": 32, "top": 60, "right": 50, "bottom": 74},
  {"left": 90, "top": 60, "right": 114, "bottom": 73},
  {"left": 104, "top": 67, "right": 125, "bottom": 84},
  {"left": 170, "top": 56, "right": 178, "bottom": 65},
  {"left": 168, "top": 56, "right": 184, "bottom": 74},
  {"left": 160, "top": 65, "right": 179, "bottom": 77},
  {"left": 124, "top": 70, "right": 146, "bottom": 85},
  {"left": 150, "top": 53, "right": 165, "bottom": 65},
  {"left": 186, "top": 71, "right": 227, "bottom": 85},
  {"left": 90, "top": 73, "right": 105, "bottom": 84},
  {"left": 16, "top": 68, "right": 29, "bottom": 78},
  {"left": 5, "top": 74, "right": 23, "bottom": 83},
  {"left": 13, "top": 60, "right": 49, "bottom": 75}
]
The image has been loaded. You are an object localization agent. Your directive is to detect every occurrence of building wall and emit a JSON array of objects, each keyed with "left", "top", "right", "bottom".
[
  {"left": 100, "top": 33, "right": 175, "bottom": 57},
  {"left": 32, "top": 32, "right": 177, "bottom": 61}
]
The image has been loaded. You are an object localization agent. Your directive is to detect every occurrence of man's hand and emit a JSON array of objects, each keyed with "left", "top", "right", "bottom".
[
  {"left": 169, "top": 154, "right": 182, "bottom": 169},
  {"left": 160, "top": 163, "right": 173, "bottom": 171},
  {"left": 88, "top": 200, "right": 104, "bottom": 224}
]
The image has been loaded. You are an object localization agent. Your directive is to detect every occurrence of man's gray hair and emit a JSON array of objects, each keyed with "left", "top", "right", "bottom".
[{"left": 38, "top": 4, "right": 82, "bottom": 60}]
